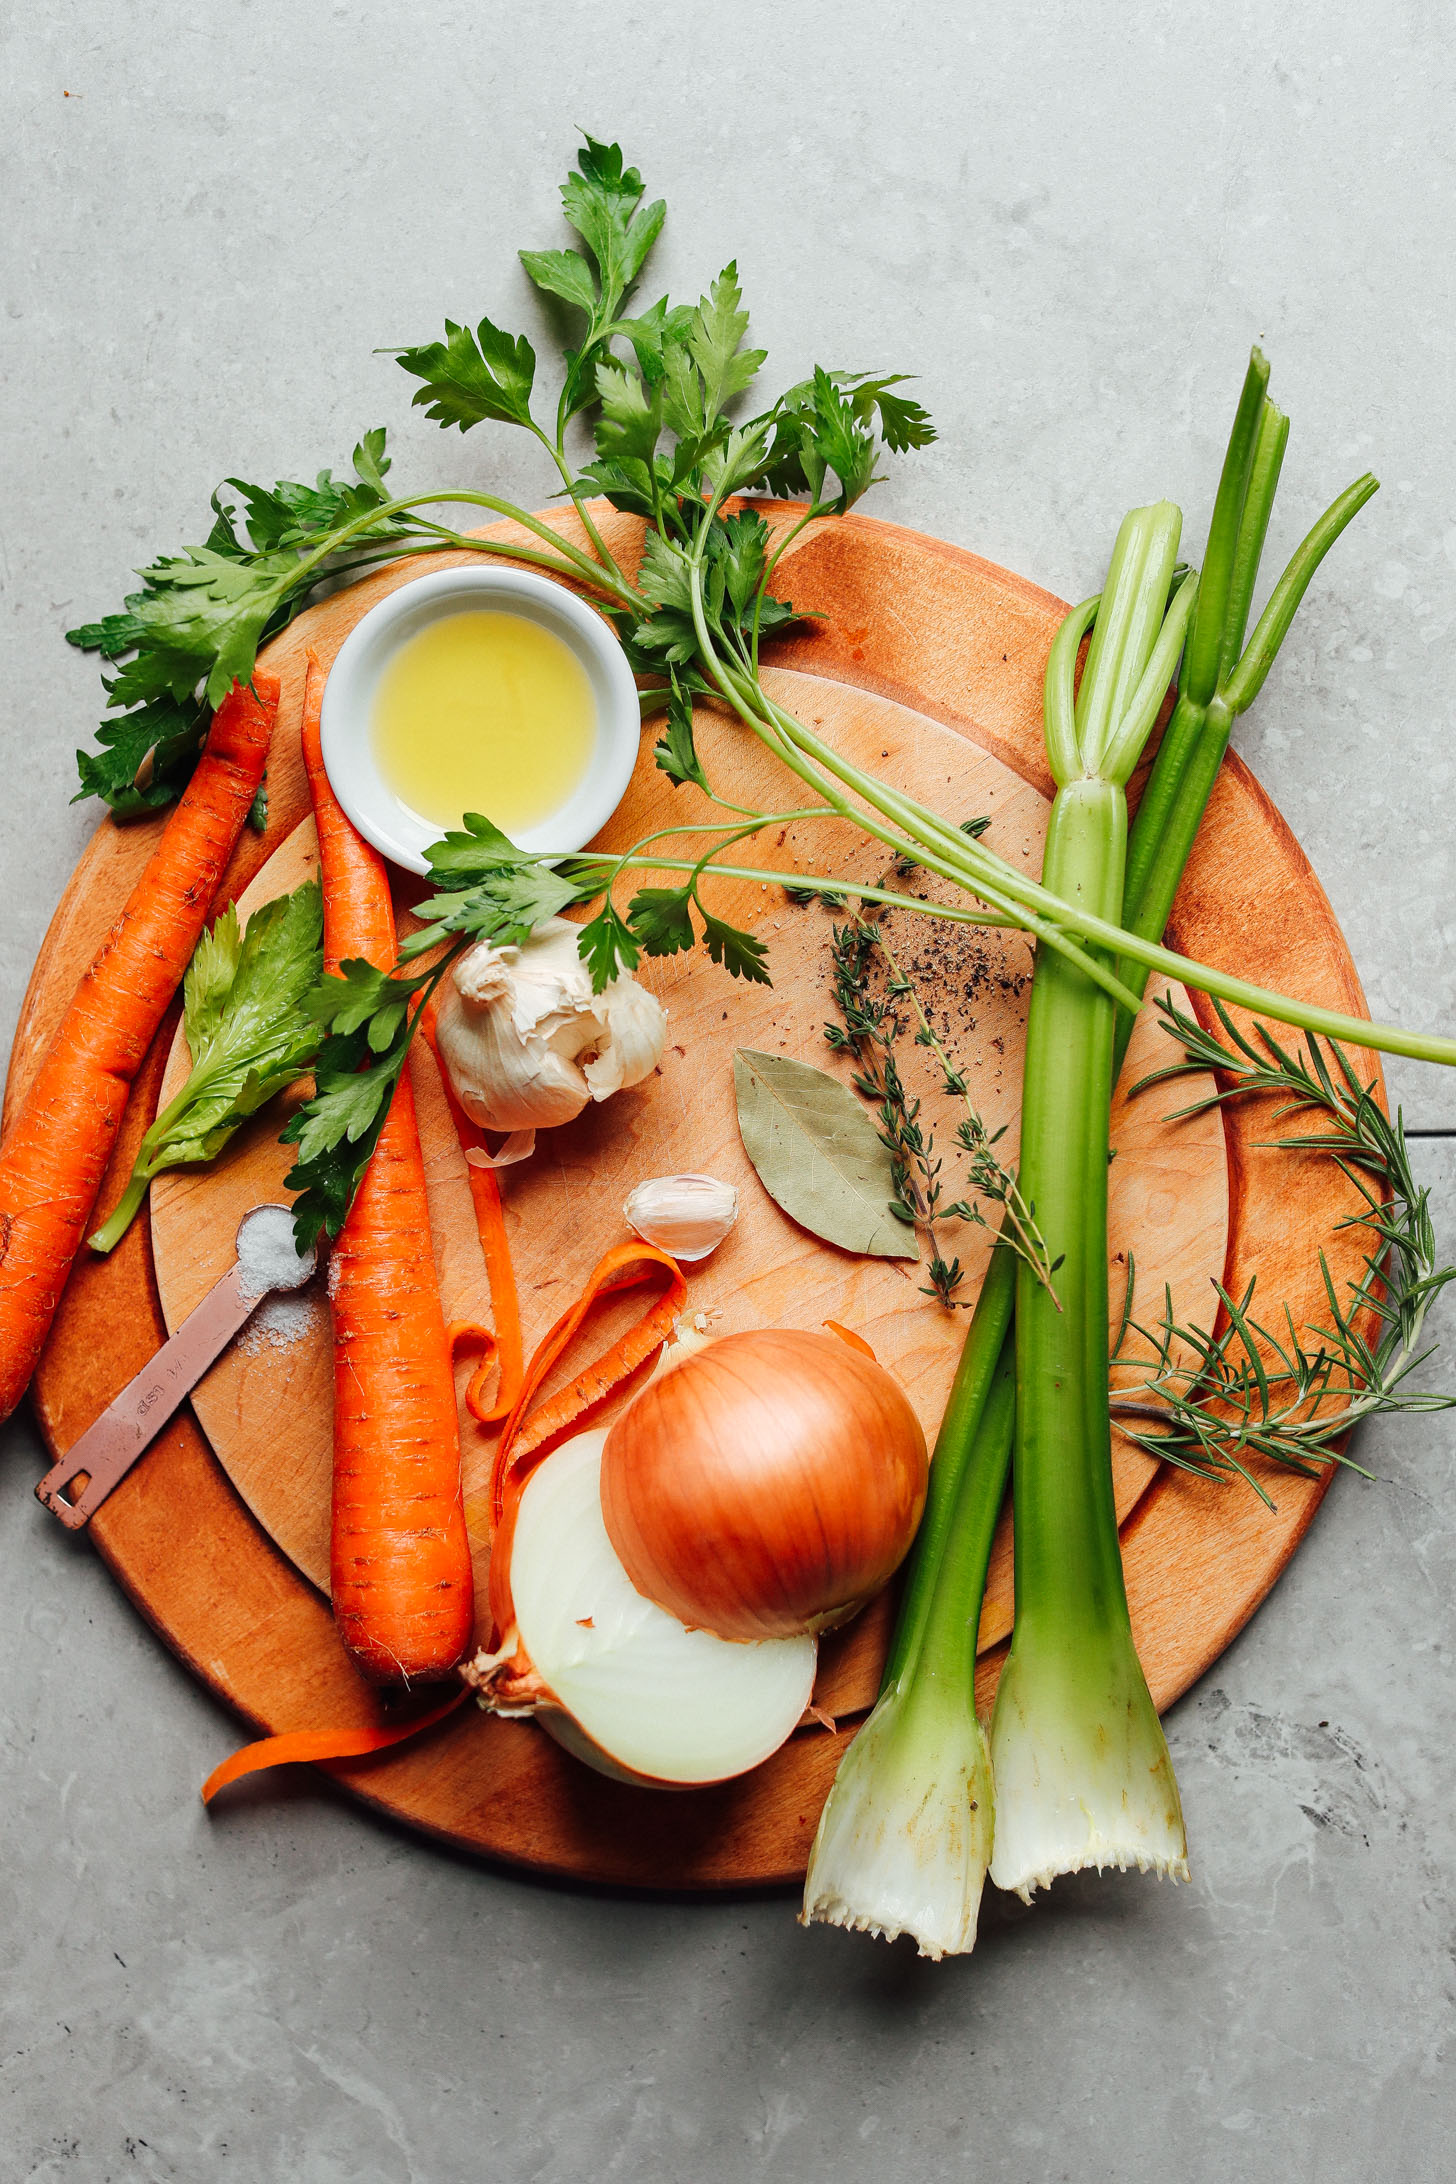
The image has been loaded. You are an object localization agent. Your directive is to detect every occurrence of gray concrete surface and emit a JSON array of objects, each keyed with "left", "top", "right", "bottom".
[{"left": 3, "top": 4, "right": 1454, "bottom": 2178}]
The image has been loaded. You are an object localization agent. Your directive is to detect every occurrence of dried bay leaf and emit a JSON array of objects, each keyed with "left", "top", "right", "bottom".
[{"left": 733, "top": 1049, "right": 918, "bottom": 1260}]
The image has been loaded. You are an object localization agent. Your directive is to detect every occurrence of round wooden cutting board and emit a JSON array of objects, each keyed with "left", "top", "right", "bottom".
[{"left": 5, "top": 502, "right": 1383, "bottom": 1888}]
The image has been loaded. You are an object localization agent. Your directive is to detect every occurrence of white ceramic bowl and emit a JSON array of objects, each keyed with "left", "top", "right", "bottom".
[{"left": 319, "top": 565, "right": 641, "bottom": 875}]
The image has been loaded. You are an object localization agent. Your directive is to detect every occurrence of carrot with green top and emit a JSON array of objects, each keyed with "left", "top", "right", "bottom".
[
  {"left": 299, "top": 652, "right": 474, "bottom": 1684},
  {"left": 0, "top": 675, "right": 276, "bottom": 1423}
]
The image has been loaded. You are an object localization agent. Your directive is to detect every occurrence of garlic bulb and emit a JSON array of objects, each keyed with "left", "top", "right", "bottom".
[
  {"left": 434, "top": 918, "right": 667, "bottom": 1134},
  {"left": 624, "top": 1173, "right": 739, "bottom": 1262}
]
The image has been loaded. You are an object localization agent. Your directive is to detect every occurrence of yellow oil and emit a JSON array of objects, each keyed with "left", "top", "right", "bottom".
[{"left": 372, "top": 609, "right": 596, "bottom": 834}]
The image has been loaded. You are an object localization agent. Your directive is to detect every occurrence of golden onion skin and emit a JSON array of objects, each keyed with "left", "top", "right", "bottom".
[{"left": 600, "top": 1328, "right": 929, "bottom": 1641}]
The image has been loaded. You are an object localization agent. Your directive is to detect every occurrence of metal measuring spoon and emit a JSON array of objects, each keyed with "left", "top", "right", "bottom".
[{"left": 35, "top": 1204, "right": 318, "bottom": 1531}]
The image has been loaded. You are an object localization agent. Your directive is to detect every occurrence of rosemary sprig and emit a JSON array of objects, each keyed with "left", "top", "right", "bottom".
[
  {"left": 824, "top": 907, "right": 1057, "bottom": 1305},
  {"left": 1109, "top": 995, "right": 1456, "bottom": 1502}
]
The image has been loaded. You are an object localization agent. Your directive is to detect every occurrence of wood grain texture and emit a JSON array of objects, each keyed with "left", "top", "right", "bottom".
[{"left": 6, "top": 502, "right": 1384, "bottom": 1887}]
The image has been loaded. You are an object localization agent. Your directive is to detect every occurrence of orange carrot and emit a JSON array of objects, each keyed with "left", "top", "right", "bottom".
[
  {"left": 0, "top": 677, "right": 276, "bottom": 1422},
  {"left": 201, "top": 1689, "right": 468, "bottom": 1805},
  {"left": 300, "top": 652, "right": 474, "bottom": 1684},
  {"left": 421, "top": 1019, "right": 523, "bottom": 1422},
  {"left": 487, "top": 1240, "right": 685, "bottom": 1639}
]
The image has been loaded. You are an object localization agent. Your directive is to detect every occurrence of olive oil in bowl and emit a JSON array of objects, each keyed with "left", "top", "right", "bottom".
[{"left": 372, "top": 608, "right": 597, "bottom": 835}]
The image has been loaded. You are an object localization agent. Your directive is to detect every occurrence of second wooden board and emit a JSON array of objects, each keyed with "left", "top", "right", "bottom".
[{"left": 149, "top": 664, "right": 1229, "bottom": 1718}]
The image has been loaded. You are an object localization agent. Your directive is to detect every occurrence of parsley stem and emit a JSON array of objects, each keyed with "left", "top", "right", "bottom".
[
  {"left": 751, "top": 503, "right": 824, "bottom": 670},
  {"left": 602, "top": 853, "right": 1015, "bottom": 928},
  {"left": 610, "top": 810, "right": 826, "bottom": 869},
  {"left": 293, "top": 490, "right": 641, "bottom": 609},
  {"left": 530, "top": 425, "right": 623, "bottom": 578}
]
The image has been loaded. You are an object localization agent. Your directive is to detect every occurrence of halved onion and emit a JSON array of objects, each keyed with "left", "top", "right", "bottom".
[
  {"left": 500, "top": 1430, "right": 817, "bottom": 1786},
  {"left": 600, "top": 1328, "right": 929, "bottom": 1641}
]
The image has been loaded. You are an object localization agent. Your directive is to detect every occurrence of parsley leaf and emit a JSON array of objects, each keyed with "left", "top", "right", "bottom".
[
  {"left": 654, "top": 680, "right": 710, "bottom": 791},
  {"left": 392, "top": 316, "right": 537, "bottom": 432},
  {"left": 803, "top": 368, "right": 881, "bottom": 510},
  {"left": 280, "top": 944, "right": 455, "bottom": 1249},
  {"left": 689, "top": 263, "right": 766, "bottom": 420},
  {"left": 403, "top": 864, "right": 579, "bottom": 958},
  {"left": 398, "top": 810, "right": 581, "bottom": 956},
  {"left": 303, "top": 956, "right": 427, "bottom": 1039},
  {"left": 700, "top": 904, "right": 772, "bottom": 985},
  {"left": 620, "top": 883, "right": 772, "bottom": 986},
  {"left": 637, "top": 531, "right": 695, "bottom": 614},
  {"left": 594, "top": 358, "right": 663, "bottom": 466},
  {"left": 615, "top": 297, "right": 696, "bottom": 382},
  {"left": 560, "top": 136, "right": 665, "bottom": 315},
  {"left": 577, "top": 896, "right": 642, "bottom": 989},
  {"left": 282, "top": 1025, "right": 408, "bottom": 1252},
  {"left": 68, "top": 433, "right": 408, "bottom": 809},
  {"left": 72, "top": 693, "right": 212, "bottom": 815},
  {"left": 757, "top": 370, "right": 908, "bottom": 507},
  {"left": 627, "top": 884, "right": 699, "bottom": 959},
  {"left": 573, "top": 453, "right": 662, "bottom": 521},
  {"left": 518, "top": 246, "right": 598, "bottom": 317},
  {"left": 712, "top": 507, "right": 770, "bottom": 619},
  {"left": 838, "top": 372, "right": 937, "bottom": 453},
  {"left": 101, "top": 545, "right": 300, "bottom": 711},
  {"left": 224, "top": 429, "right": 403, "bottom": 550},
  {"left": 417, "top": 808, "right": 532, "bottom": 881}
]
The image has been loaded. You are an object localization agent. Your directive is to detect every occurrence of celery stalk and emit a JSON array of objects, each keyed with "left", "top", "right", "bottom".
[
  {"left": 802, "top": 1252, "right": 1014, "bottom": 1955},
  {"left": 802, "top": 353, "right": 1379, "bottom": 1950},
  {"left": 988, "top": 504, "right": 1190, "bottom": 1897}
]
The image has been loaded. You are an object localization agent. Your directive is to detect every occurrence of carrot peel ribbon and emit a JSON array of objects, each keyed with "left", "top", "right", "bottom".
[
  {"left": 487, "top": 1240, "right": 686, "bottom": 1641},
  {"left": 201, "top": 1688, "right": 469, "bottom": 1806},
  {"left": 446, "top": 1318, "right": 501, "bottom": 1423},
  {"left": 421, "top": 1019, "right": 524, "bottom": 1423},
  {"left": 823, "top": 1318, "right": 879, "bottom": 1361}
]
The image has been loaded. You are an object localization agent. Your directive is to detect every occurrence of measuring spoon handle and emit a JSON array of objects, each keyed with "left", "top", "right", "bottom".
[{"left": 36, "top": 1261, "right": 256, "bottom": 1530}]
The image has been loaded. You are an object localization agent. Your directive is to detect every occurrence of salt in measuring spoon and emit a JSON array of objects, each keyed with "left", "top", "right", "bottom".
[{"left": 35, "top": 1204, "right": 317, "bottom": 1530}]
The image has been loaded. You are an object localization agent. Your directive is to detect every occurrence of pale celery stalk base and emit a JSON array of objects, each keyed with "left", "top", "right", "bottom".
[
  {"left": 987, "top": 1619, "right": 1187, "bottom": 1901},
  {"left": 801, "top": 1678, "right": 994, "bottom": 1960},
  {"left": 803, "top": 1284, "right": 1015, "bottom": 1958}
]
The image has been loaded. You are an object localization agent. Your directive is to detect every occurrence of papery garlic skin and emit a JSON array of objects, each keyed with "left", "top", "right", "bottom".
[
  {"left": 435, "top": 918, "right": 666, "bottom": 1134},
  {"left": 624, "top": 1173, "right": 739, "bottom": 1261}
]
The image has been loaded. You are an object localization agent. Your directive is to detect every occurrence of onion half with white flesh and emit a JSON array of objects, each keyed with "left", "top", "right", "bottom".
[{"left": 479, "top": 1430, "right": 818, "bottom": 1787}]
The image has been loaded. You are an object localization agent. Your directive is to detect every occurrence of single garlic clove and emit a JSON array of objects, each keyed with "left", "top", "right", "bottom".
[{"left": 624, "top": 1173, "right": 739, "bottom": 1262}]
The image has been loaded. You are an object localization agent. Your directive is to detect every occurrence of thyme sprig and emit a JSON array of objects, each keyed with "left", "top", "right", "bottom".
[
  {"left": 1109, "top": 996, "right": 1456, "bottom": 1501},
  {"left": 824, "top": 908, "right": 1057, "bottom": 1306}
]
